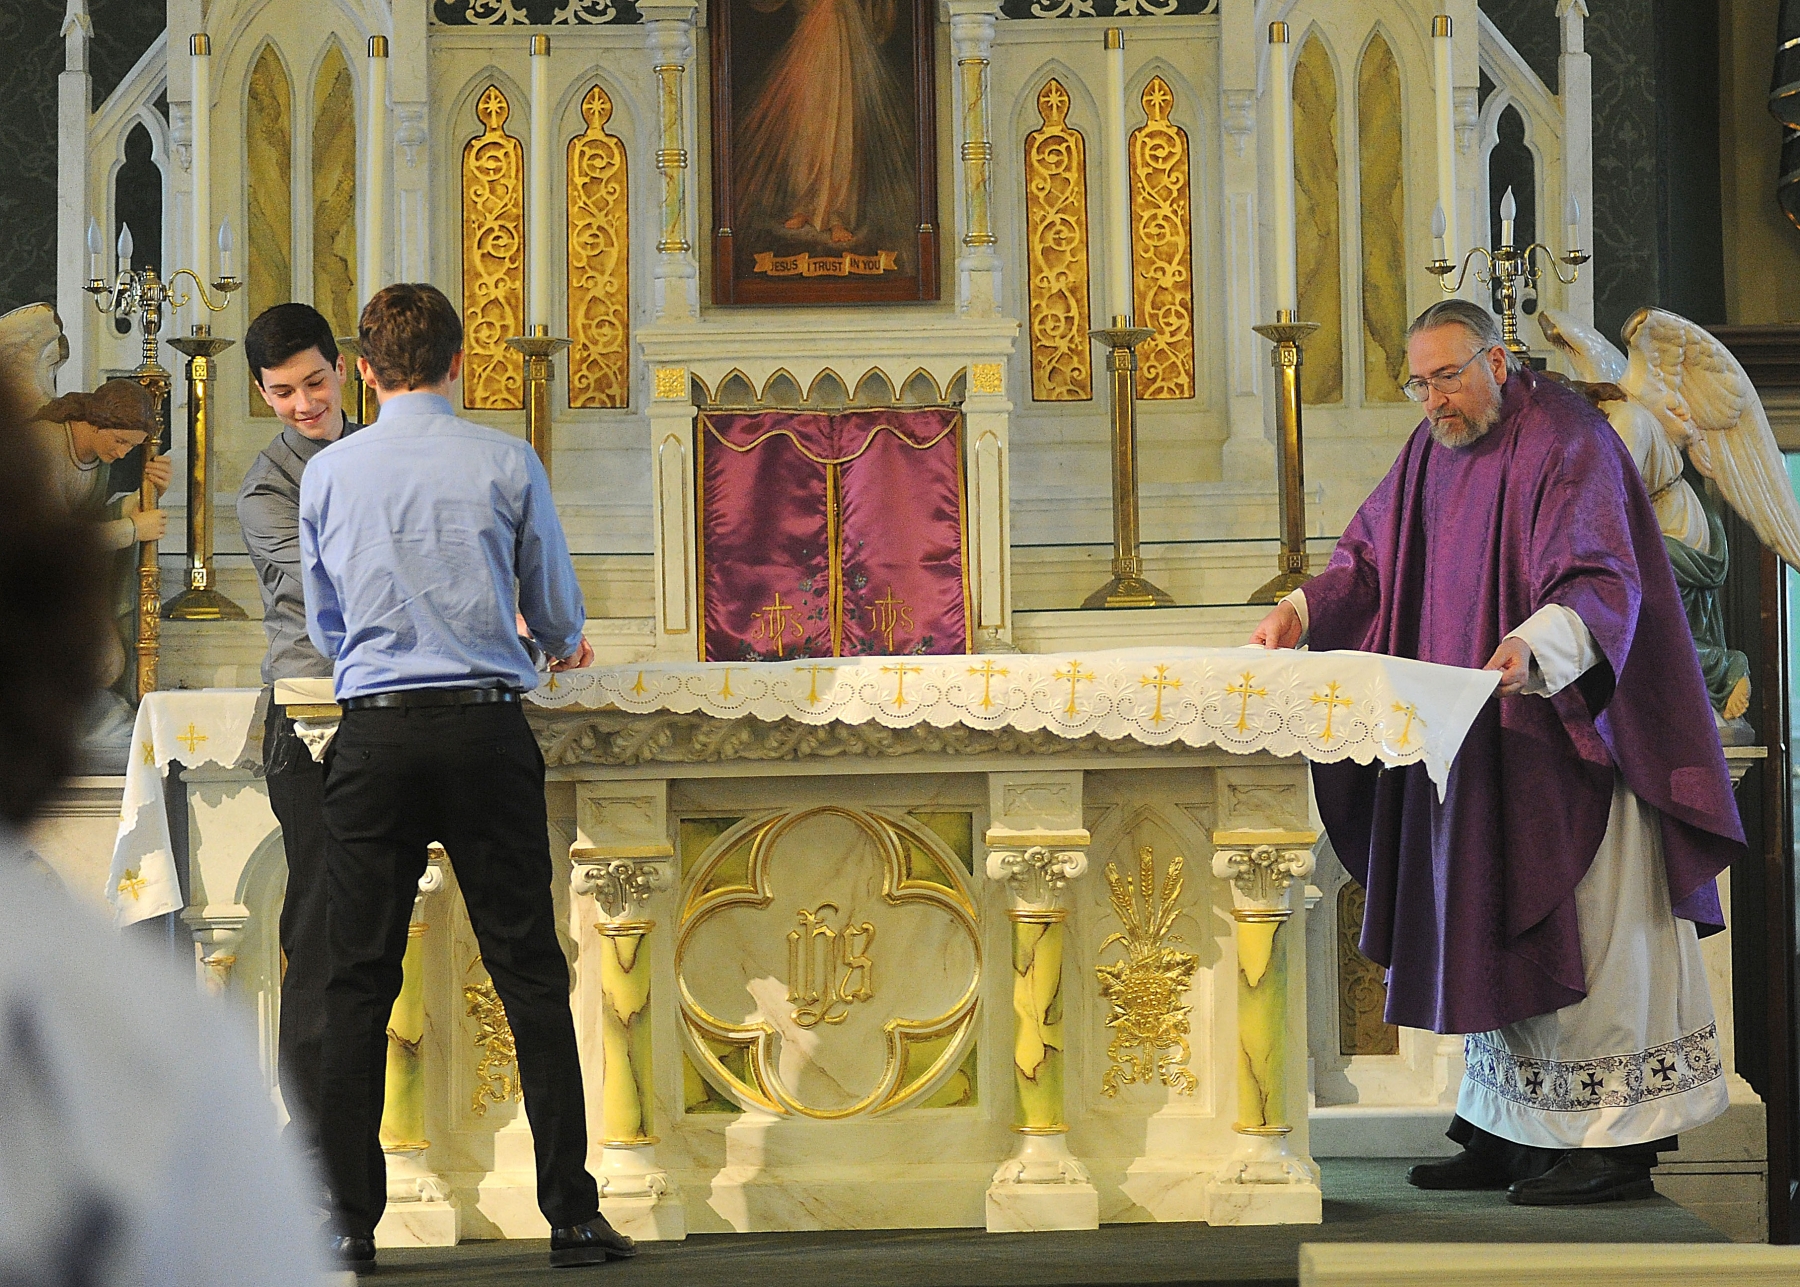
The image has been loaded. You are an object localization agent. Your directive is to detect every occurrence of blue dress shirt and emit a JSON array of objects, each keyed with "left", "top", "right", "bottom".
[{"left": 298, "top": 391, "right": 586, "bottom": 699}]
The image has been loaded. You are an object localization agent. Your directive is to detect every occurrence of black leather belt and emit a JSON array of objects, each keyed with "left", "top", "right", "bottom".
[{"left": 343, "top": 687, "right": 520, "bottom": 711}]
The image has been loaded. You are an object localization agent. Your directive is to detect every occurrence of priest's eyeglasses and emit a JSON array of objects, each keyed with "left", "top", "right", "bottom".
[{"left": 1401, "top": 350, "right": 1484, "bottom": 402}]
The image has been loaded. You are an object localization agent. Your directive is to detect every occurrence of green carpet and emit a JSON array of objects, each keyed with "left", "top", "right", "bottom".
[{"left": 369, "top": 1159, "right": 1728, "bottom": 1286}]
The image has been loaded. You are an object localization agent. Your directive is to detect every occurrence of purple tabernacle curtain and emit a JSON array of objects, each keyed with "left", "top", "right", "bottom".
[{"left": 700, "top": 409, "right": 970, "bottom": 661}]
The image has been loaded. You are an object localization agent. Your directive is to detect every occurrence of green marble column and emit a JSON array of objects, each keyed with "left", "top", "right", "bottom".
[
  {"left": 380, "top": 918, "right": 428, "bottom": 1150},
  {"left": 601, "top": 921, "right": 657, "bottom": 1145},
  {"left": 1011, "top": 910, "right": 1067, "bottom": 1133},
  {"left": 1232, "top": 913, "right": 1291, "bottom": 1134}
]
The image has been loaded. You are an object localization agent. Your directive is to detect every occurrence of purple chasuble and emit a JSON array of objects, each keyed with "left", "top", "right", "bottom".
[{"left": 1305, "top": 370, "right": 1744, "bottom": 1034}]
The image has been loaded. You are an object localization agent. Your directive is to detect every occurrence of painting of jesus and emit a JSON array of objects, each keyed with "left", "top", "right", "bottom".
[{"left": 711, "top": 0, "right": 939, "bottom": 304}]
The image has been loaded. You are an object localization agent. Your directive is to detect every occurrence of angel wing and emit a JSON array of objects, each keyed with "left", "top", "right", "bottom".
[
  {"left": 0, "top": 303, "right": 68, "bottom": 418},
  {"left": 1538, "top": 309, "right": 1627, "bottom": 384},
  {"left": 1622, "top": 306, "right": 1800, "bottom": 570}
]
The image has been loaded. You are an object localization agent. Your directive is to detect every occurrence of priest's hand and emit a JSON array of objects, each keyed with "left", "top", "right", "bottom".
[
  {"left": 549, "top": 637, "right": 594, "bottom": 672},
  {"left": 1483, "top": 636, "right": 1534, "bottom": 697},
  {"left": 1250, "top": 600, "right": 1302, "bottom": 650}
]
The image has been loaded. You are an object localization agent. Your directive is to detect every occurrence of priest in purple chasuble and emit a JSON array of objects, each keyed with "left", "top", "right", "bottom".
[{"left": 1251, "top": 300, "right": 1744, "bottom": 1207}]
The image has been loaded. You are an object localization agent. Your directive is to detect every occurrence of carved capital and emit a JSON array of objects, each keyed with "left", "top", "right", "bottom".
[
  {"left": 986, "top": 843, "right": 1088, "bottom": 910},
  {"left": 394, "top": 104, "right": 427, "bottom": 168},
  {"left": 169, "top": 102, "right": 193, "bottom": 172},
  {"left": 574, "top": 856, "right": 672, "bottom": 922},
  {"left": 1210, "top": 829, "right": 1317, "bottom": 914},
  {"left": 1453, "top": 88, "right": 1480, "bottom": 156},
  {"left": 1223, "top": 89, "right": 1254, "bottom": 158}
]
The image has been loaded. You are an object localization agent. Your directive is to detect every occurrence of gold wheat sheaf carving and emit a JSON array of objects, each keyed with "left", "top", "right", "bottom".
[
  {"left": 463, "top": 86, "right": 525, "bottom": 410},
  {"left": 1024, "top": 80, "right": 1093, "bottom": 402},
  {"left": 1095, "top": 846, "right": 1199, "bottom": 1096},
  {"left": 568, "top": 85, "right": 630, "bottom": 409},
  {"left": 1129, "top": 77, "right": 1194, "bottom": 401}
]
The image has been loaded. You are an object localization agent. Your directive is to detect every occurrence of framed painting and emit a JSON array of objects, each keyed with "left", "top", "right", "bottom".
[{"left": 709, "top": 0, "right": 939, "bottom": 305}]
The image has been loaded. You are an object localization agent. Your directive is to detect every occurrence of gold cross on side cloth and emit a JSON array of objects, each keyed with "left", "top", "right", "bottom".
[
  {"left": 177, "top": 722, "right": 208, "bottom": 755},
  {"left": 117, "top": 869, "right": 147, "bottom": 901},
  {"left": 1390, "top": 700, "right": 1425, "bottom": 748}
]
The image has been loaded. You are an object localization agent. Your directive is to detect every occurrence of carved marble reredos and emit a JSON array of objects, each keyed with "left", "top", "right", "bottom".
[{"left": 528, "top": 710, "right": 1149, "bottom": 767}]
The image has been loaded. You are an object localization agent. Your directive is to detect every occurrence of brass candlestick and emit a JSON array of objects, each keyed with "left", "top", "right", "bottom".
[
  {"left": 164, "top": 326, "right": 245, "bottom": 621},
  {"left": 1082, "top": 315, "right": 1173, "bottom": 609},
  {"left": 335, "top": 336, "right": 378, "bottom": 426},
  {"left": 506, "top": 325, "right": 572, "bottom": 484},
  {"left": 84, "top": 252, "right": 241, "bottom": 695},
  {"left": 1426, "top": 199, "right": 1588, "bottom": 363},
  {"left": 1248, "top": 310, "right": 1321, "bottom": 605}
]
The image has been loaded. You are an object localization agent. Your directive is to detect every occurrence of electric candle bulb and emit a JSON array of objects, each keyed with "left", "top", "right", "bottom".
[
  {"left": 1565, "top": 195, "right": 1581, "bottom": 253},
  {"left": 218, "top": 217, "right": 235, "bottom": 278},
  {"left": 1431, "top": 201, "right": 1447, "bottom": 262},
  {"left": 86, "top": 218, "right": 102, "bottom": 280},
  {"left": 116, "top": 223, "right": 133, "bottom": 275},
  {"left": 1499, "top": 187, "right": 1517, "bottom": 249}
]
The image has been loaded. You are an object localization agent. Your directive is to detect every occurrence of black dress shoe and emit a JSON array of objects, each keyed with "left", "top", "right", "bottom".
[
  {"left": 328, "top": 1234, "right": 377, "bottom": 1272},
  {"left": 1406, "top": 1148, "right": 1511, "bottom": 1190},
  {"left": 549, "top": 1216, "right": 638, "bottom": 1268},
  {"left": 1506, "top": 1150, "right": 1656, "bottom": 1206}
]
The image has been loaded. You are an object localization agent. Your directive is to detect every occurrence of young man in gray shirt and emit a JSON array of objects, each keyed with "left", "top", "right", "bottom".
[{"left": 235, "top": 303, "right": 359, "bottom": 1186}]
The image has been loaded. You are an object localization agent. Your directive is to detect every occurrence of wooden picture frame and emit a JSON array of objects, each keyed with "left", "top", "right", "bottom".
[{"left": 709, "top": 0, "right": 939, "bottom": 305}]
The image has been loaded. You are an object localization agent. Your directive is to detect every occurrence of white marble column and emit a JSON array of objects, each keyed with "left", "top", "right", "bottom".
[
  {"left": 641, "top": 0, "right": 701, "bottom": 323},
  {"left": 389, "top": 1, "right": 431, "bottom": 283},
  {"left": 942, "top": 0, "right": 1002, "bottom": 317},
  {"left": 56, "top": 0, "right": 92, "bottom": 392},
  {"left": 983, "top": 772, "right": 1099, "bottom": 1233},
  {"left": 1558, "top": 0, "right": 1595, "bottom": 324},
  {"left": 1204, "top": 828, "right": 1322, "bottom": 1226},
  {"left": 1219, "top": 0, "right": 1272, "bottom": 480},
  {"left": 648, "top": 364, "right": 698, "bottom": 659},
  {"left": 571, "top": 781, "right": 686, "bottom": 1241}
]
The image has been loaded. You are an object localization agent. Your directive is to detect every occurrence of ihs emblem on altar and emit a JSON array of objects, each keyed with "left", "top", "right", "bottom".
[
  {"left": 786, "top": 902, "right": 876, "bottom": 1029},
  {"left": 1095, "top": 847, "right": 1199, "bottom": 1097}
]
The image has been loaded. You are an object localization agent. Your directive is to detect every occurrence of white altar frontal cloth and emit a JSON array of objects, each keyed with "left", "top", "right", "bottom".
[{"left": 106, "top": 689, "right": 265, "bottom": 927}]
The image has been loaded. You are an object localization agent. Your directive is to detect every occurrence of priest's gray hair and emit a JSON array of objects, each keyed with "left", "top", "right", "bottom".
[{"left": 1407, "top": 300, "right": 1521, "bottom": 371}]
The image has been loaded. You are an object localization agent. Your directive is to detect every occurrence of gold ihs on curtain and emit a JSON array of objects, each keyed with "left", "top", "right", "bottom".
[
  {"left": 462, "top": 86, "right": 525, "bottom": 410},
  {"left": 1023, "top": 79, "right": 1092, "bottom": 402},
  {"left": 1129, "top": 76, "right": 1194, "bottom": 400},
  {"left": 568, "top": 85, "right": 630, "bottom": 409}
]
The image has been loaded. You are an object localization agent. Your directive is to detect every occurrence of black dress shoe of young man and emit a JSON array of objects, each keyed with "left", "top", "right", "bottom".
[
  {"left": 549, "top": 1217, "right": 639, "bottom": 1267},
  {"left": 1405, "top": 1148, "right": 1511, "bottom": 1190},
  {"left": 327, "top": 1234, "right": 377, "bottom": 1272},
  {"left": 1506, "top": 1150, "right": 1655, "bottom": 1206}
]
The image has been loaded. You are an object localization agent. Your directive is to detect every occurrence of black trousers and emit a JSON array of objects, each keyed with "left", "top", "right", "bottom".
[
  {"left": 264, "top": 697, "right": 333, "bottom": 1177},
  {"left": 1448, "top": 1114, "right": 1675, "bottom": 1175},
  {"left": 318, "top": 702, "right": 598, "bottom": 1240}
]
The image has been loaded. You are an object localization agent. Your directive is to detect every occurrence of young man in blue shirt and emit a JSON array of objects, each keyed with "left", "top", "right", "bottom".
[{"left": 299, "top": 283, "right": 624, "bottom": 1271}]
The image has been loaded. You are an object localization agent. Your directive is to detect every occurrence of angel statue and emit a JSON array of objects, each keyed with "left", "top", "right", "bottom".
[
  {"left": 1539, "top": 307, "right": 1800, "bottom": 736},
  {"left": 0, "top": 303, "right": 170, "bottom": 772}
]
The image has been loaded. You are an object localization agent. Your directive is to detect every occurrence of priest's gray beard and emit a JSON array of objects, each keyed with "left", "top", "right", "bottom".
[{"left": 1430, "top": 401, "right": 1501, "bottom": 449}]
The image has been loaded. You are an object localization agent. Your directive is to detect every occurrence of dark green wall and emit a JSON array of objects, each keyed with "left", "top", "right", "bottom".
[{"left": 0, "top": 0, "right": 166, "bottom": 316}]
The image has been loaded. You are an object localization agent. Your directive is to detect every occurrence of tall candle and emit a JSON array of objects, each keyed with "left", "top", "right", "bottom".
[
  {"left": 528, "top": 33, "right": 552, "bottom": 330},
  {"left": 1102, "top": 28, "right": 1132, "bottom": 324},
  {"left": 365, "top": 36, "right": 389, "bottom": 296},
  {"left": 1268, "top": 22, "right": 1296, "bottom": 314},
  {"left": 1432, "top": 15, "right": 1455, "bottom": 268},
  {"left": 190, "top": 34, "right": 212, "bottom": 286}
]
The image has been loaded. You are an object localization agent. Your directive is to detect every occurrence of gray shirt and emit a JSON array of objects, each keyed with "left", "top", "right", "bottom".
[{"left": 237, "top": 421, "right": 360, "bottom": 684}]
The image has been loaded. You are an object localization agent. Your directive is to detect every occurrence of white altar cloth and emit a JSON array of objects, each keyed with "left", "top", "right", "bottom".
[
  {"left": 105, "top": 648, "right": 1498, "bottom": 928},
  {"left": 533, "top": 647, "right": 1498, "bottom": 790},
  {"left": 107, "top": 688, "right": 266, "bottom": 926}
]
